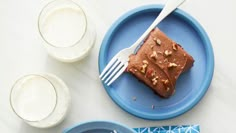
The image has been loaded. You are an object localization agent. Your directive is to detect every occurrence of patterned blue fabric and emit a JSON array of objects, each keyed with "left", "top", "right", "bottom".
[{"left": 134, "top": 125, "right": 200, "bottom": 133}]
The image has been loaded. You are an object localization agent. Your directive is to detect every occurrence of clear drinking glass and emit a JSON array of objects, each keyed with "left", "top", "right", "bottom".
[
  {"left": 10, "top": 73, "right": 70, "bottom": 128},
  {"left": 38, "top": 0, "right": 96, "bottom": 62}
]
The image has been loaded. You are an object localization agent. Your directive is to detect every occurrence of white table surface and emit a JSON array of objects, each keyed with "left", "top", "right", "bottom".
[{"left": 1, "top": 0, "right": 236, "bottom": 132}]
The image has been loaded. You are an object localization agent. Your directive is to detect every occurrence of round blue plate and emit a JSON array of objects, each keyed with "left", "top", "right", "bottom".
[
  {"left": 64, "top": 121, "right": 135, "bottom": 133},
  {"left": 98, "top": 5, "right": 214, "bottom": 120}
]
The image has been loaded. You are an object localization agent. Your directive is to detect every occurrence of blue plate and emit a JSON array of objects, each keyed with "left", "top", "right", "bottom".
[
  {"left": 63, "top": 121, "right": 135, "bottom": 133},
  {"left": 98, "top": 5, "right": 214, "bottom": 120}
]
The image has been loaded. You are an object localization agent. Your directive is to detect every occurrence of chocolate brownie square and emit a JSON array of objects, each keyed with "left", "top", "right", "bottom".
[{"left": 126, "top": 28, "right": 194, "bottom": 98}]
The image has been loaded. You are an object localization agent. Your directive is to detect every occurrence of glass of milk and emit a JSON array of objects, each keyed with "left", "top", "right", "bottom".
[
  {"left": 10, "top": 73, "right": 70, "bottom": 128},
  {"left": 38, "top": 0, "right": 96, "bottom": 62}
]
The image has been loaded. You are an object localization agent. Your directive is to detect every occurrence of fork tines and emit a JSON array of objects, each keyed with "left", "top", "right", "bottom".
[{"left": 99, "top": 56, "right": 128, "bottom": 86}]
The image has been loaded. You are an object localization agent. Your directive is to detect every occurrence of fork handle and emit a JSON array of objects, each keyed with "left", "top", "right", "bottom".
[{"left": 129, "top": 0, "right": 186, "bottom": 52}]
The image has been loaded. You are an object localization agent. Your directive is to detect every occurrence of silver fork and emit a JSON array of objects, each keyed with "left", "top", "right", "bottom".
[{"left": 99, "top": 0, "right": 186, "bottom": 86}]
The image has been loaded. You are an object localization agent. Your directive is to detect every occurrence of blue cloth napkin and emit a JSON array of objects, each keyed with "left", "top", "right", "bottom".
[{"left": 133, "top": 125, "right": 200, "bottom": 133}]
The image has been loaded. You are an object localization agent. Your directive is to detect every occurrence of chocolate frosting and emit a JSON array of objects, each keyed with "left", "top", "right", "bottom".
[{"left": 126, "top": 28, "right": 194, "bottom": 98}]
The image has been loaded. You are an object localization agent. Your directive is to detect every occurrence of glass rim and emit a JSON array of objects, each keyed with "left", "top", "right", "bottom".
[
  {"left": 10, "top": 74, "right": 58, "bottom": 122},
  {"left": 38, "top": 0, "right": 88, "bottom": 48}
]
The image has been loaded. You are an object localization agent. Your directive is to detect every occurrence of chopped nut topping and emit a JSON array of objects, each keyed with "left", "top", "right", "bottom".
[
  {"left": 155, "top": 76, "right": 159, "bottom": 79},
  {"left": 172, "top": 43, "right": 178, "bottom": 51},
  {"left": 140, "top": 61, "right": 148, "bottom": 74},
  {"left": 156, "top": 39, "right": 161, "bottom": 45},
  {"left": 183, "top": 53, "right": 186, "bottom": 57},
  {"left": 153, "top": 37, "right": 161, "bottom": 45},
  {"left": 151, "top": 71, "right": 157, "bottom": 77},
  {"left": 150, "top": 51, "right": 158, "bottom": 60},
  {"left": 129, "top": 68, "right": 138, "bottom": 73},
  {"left": 164, "top": 50, "right": 172, "bottom": 56},
  {"left": 140, "top": 64, "right": 148, "bottom": 74},
  {"left": 152, "top": 79, "right": 158, "bottom": 85},
  {"left": 164, "top": 58, "right": 168, "bottom": 63},
  {"left": 161, "top": 79, "right": 169, "bottom": 85},
  {"left": 151, "top": 76, "right": 159, "bottom": 85},
  {"left": 157, "top": 51, "right": 163, "bottom": 54},
  {"left": 142, "top": 60, "right": 149, "bottom": 64},
  {"left": 166, "top": 87, "right": 170, "bottom": 92},
  {"left": 168, "top": 62, "right": 178, "bottom": 68}
]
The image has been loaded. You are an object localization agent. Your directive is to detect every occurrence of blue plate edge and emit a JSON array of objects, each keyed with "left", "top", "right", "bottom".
[
  {"left": 63, "top": 120, "right": 136, "bottom": 133},
  {"left": 98, "top": 5, "right": 214, "bottom": 120}
]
